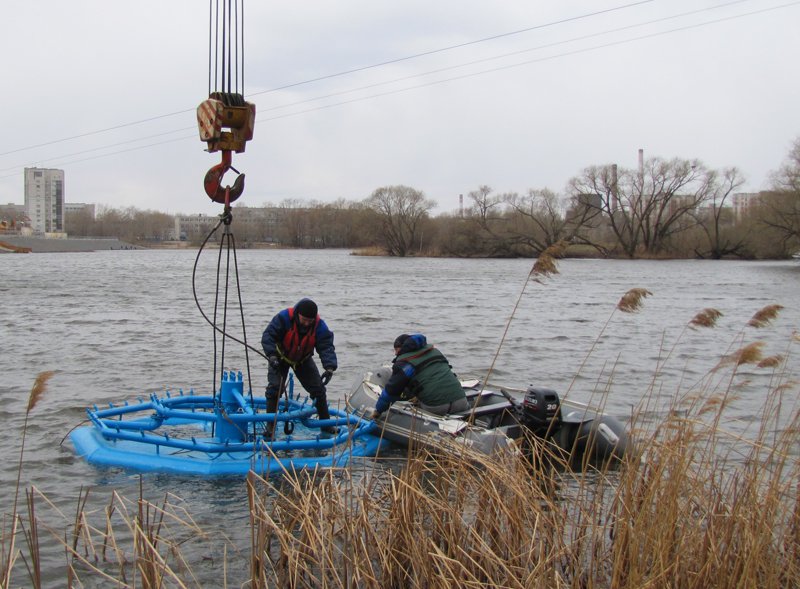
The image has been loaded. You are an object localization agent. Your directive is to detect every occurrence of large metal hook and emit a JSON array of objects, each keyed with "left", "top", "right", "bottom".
[{"left": 204, "top": 150, "right": 245, "bottom": 204}]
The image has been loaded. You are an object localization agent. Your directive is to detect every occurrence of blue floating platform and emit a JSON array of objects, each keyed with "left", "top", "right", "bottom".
[{"left": 70, "top": 371, "right": 389, "bottom": 476}]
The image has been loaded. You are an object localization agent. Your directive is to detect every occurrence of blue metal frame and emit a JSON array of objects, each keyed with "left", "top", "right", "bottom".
[{"left": 70, "top": 371, "right": 388, "bottom": 476}]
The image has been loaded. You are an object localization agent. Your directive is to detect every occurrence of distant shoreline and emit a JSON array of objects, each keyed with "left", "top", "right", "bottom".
[{"left": 0, "top": 235, "right": 141, "bottom": 253}]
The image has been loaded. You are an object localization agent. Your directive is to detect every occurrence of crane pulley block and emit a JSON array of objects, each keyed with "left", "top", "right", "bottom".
[{"left": 197, "top": 92, "right": 255, "bottom": 153}]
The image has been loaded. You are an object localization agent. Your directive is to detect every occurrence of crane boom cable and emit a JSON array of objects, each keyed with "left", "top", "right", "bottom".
[{"left": 208, "top": 0, "right": 245, "bottom": 96}]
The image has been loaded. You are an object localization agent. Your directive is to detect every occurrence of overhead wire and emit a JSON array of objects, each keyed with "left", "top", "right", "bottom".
[
  {"left": 0, "top": 0, "right": 660, "bottom": 157},
  {"left": 0, "top": 0, "right": 796, "bottom": 177}
]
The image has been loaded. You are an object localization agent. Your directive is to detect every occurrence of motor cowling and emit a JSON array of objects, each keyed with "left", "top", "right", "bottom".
[{"left": 520, "top": 387, "right": 561, "bottom": 437}]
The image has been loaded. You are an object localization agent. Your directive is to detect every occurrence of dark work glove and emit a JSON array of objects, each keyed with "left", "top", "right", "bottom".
[
  {"left": 268, "top": 356, "right": 281, "bottom": 370},
  {"left": 321, "top": 369, "right": 334, "bottom": 386}
]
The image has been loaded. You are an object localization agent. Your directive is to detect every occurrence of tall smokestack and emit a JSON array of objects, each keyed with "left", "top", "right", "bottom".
[
  {"left": 611, "top": 164, "right": 618, "bottom": 212},
  {"left": 638, "top": 148, "right": 644, "bottom": 184},
  {"left": 459, "top": 194, "right": 463, "bottom": 218}
]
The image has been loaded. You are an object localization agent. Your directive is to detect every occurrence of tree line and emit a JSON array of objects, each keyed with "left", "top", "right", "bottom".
[{"left": 66, "top": 139, "right": 800, "bottom": 259}]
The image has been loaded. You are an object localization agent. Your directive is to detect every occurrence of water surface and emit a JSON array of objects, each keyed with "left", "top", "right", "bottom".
[{"left": 1, "top": 249, "right": 797, "bottom": 586}]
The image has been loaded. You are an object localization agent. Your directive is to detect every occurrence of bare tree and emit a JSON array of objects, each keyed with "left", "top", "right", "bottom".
[
  {"left": 692, "top": 167, "right": 749, "bottom": 259},
  {"left": 563, "top": 192, "right": 609, "bottom": 255},
  {"left": 761, "top": 137, "right": 800, "bottom": 252},
  {"left": 463, "top": 186, "right": 514, "bottom": 256},
  {"left": 568, "top": 157, "right": 716, "bottom": 257},
  {"left": 64, "top": 207, "right": 95, "bottom": 236},
  {"left": 468, "top": 185, "right": 503, "bottom": 228},
  {"left": 503, "top": 188, "right": 569, "bottom": 253},
  {"left": 364, "top": 185, "right": 435, "bottom": 256}
]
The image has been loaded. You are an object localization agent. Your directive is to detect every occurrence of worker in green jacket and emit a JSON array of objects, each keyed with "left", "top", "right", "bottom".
[{"left": 372, "top": 333, "right": 468, "bottom": 418}]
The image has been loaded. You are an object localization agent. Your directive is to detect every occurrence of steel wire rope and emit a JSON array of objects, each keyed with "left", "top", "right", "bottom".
[
  {"left": 235, "top": 0, "right": 240, "bottom": 93},
  {"left": 209, "top": 0, "right": 245, "bottom": 95},
  {"left": 228, "top": 228, "right": 257, "bottom": 420},
  {"left": 216, "top": 220, "right": 257, "bottom": 400},
  {"left": 0, "top": 0, "right": 658, "bottom": 157},
  {"left": 193, "top": 211, "right": 263, "bottom": 439},
  {"left": 221, "top": 0, "right": 228, "bottom": 92},
  {"left": 213, "top": 219, "right": 225, "bottom": 394},
  {"left": 191, "top": 215, "right": 268, "bottom": 385},
  {"left": 241, "top": 1, "right": 245, "bottom": 94},
  {"left": 2, "top": 0, "right": 795, "bottom": 176},
  {"left": 218, "top": 220, "right": 257, "bottom": 439},
  {"left": 208, "top": 0, "right": 213, "bottom": 96}
]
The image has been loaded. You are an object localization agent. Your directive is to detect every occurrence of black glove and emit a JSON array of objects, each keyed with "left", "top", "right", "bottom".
[
  {"left": 268, "top": 356, "right": 281, "bottom": 370},
  {"left": 321, "top": 368, "right": 334, "bottom": 386}
]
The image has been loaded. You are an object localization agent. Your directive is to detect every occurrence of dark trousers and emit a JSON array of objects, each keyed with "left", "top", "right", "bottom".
[{"left": 266, "top": 357, "right": 330, "bottom": 419}]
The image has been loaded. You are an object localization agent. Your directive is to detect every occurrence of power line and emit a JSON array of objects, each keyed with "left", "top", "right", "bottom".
[
  {"left": 242, "top": 0, "right": 658, "bottom": 99},
  {"left": 1, "top": 0, "right": 796, "bottom": 178},
  {"left": 1, "top": 0, "right": 655, "bottom": 158}
]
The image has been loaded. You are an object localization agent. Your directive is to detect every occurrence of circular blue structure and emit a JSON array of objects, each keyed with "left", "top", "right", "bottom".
[{"left": 70, "top": 371, "right": 388, "bottom": 476}]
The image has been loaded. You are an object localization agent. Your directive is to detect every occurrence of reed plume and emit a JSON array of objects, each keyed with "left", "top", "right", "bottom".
[
  {"left": 690, "top": 308, "right": 723, "bottom": 329},
  {"left": 530, "top": 239, "right": 568, "bottom": 278},
  {"left": 617, "top": 288, "right": 652, "bottom": 313},
  {"left": 27, "top": 371, "right": 54, "bottom": 413},
  {"left": 4, "top": 371, "right": 55, "bottom": 589},
  {"left": 486, "top": 240, "right": 567, "bottom": 394},
  {"left": 14, "top": 372, "right": 54, "bottom": 513},
  {"left": 757, "top": 355, "right": 784, "bottom": 369},
  {"left": 716, "top": 341, "right": 766, "bottom": 369},
  {"left": 734, "top": 341, "right": 766, "bottom": 365},
  {"left": 748, "top": 304, "right": 784, "bottom": 327},
  {"left": 531, "top": 253, "right": 558, "bottom": 278}
]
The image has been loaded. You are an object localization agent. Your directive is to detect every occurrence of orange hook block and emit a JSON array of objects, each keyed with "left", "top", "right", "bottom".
[
  {"left": 204, "top": 151, "right": 245, "bottom": 204},
  {"left": 197, "top": 92, "right": 255, "bottom": 154}
]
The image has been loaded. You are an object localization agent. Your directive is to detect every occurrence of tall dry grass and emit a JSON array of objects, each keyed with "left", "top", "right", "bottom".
[
  {"left": 1, "top": 371, "right": 54, "bottom": 589},
  {"left": 239, "top": 369, "right": 798, "bottom": 588},
  {"left": 2, "top": 302, "right": 798, "bottom": 588}
]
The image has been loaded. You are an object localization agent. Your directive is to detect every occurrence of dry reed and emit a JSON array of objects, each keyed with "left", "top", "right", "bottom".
[
  {"left": 2, "top": 371, "right": 55, "bottom": 589},
  {"left": 530, "top": 239, "right": 569, "bottom": 279},
  {"left": 233, "top": 369, "right": 800, "bottom": 588},
  {"left": 616, "top": 288, "right": 652, "bottom": 313},
  {"left": 3, "top": 302, "right": 798, "bottom": 587},
  {"left": 689, "top": 308, "right": 724, "bottom": 329},
  {"left": 3, "top": 370, "right": 798, "bottom": 588},
  {"left": 748, "top": 304, "right": 784, "bottom": 328}
]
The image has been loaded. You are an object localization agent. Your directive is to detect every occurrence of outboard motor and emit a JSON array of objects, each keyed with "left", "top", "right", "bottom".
[{"left": 520, "top": 387, "right": 561, "bottom": 438}]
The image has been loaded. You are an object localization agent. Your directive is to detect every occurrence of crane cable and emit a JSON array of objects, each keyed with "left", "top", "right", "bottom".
[
  {"left": 191, "top": 213, "right": 264, "bottom": 395},
  {"left": 197, "top": 1, "right": 261, "bottom": 439},
  {"left": 209, "top": 0, "right": 245, "bottom": 97}
]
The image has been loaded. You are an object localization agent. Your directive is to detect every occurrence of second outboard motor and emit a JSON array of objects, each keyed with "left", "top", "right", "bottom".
[{"left": 520, "top": 387, "right": 561, "bottom": 438}]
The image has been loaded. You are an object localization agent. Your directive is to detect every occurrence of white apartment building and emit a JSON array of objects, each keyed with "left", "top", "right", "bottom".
[
  {"left": 24, "top": 167, "right": 65, "bottom": 235},
  {"left": 731, "top": 192, "right": 762, "bottom": 223}
]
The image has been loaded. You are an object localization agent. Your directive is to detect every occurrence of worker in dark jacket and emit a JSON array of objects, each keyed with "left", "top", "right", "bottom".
[
  {"left": 371, "top": 333, "right": 468, "bottom": 418},
  {"left": 261, "top": 298, "right": 338, "bottom": 436}
]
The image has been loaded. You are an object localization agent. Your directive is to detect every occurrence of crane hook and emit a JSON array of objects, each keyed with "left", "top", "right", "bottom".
[{"left": 204, "top": 150, "right": 245, "bottom": 204}]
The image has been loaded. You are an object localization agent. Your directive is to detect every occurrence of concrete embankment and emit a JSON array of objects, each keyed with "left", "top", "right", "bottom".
[{"left": 0, "top": 236, "right": 141, "bottom": 253}]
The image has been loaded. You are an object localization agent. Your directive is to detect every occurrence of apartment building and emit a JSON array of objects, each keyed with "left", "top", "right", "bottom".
[{"left": 24, "top": 167, "right": 65, "bottom": 235}]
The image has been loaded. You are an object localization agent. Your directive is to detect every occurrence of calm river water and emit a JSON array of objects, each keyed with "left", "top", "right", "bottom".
[{"left": 1, "top": 249, "right": 798, "bottom": 586}]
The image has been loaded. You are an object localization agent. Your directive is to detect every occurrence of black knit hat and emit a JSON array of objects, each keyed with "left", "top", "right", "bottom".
[
  {"left": 393, "top": 334, "right": 410, "bottom": 349},
  {"left": 295, "top": 298, "right": 318, "bottom": 318}
]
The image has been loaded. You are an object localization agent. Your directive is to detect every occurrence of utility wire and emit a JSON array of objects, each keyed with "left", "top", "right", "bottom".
[
  {"left": 1, "top": 0, "right": 654, "bottom": 157},
  {"left": 1, "top": 0, "right": 796, "bottom": 177}
]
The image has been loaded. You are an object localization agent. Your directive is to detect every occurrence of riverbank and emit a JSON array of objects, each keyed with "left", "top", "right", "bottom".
[{"left": 0, "top": 235, "right": 141, "bottom": 253}]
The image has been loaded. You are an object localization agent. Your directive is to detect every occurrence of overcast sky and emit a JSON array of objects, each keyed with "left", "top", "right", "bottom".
[{"left": 2, "top": 0, "right": 798, "bottom": 216}]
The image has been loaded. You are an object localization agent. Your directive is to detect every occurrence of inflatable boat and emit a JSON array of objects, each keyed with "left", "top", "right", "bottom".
[
  {"left": 346, "top": 367, "right": 631, "bottom": 464},
  {"left": 70, "top": 371, "right": 388, "bottom": 476}
]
